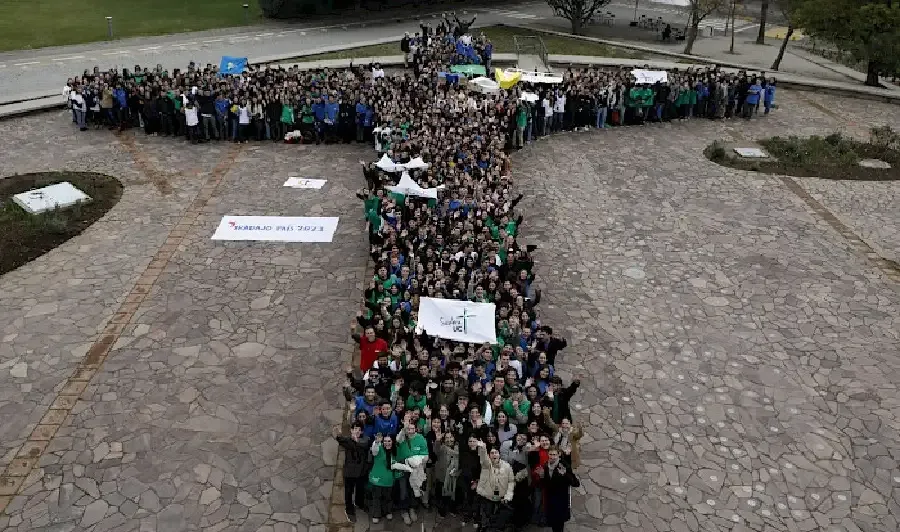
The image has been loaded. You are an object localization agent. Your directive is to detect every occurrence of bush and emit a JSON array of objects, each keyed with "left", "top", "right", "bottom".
[
  {"left": 707, "top": 134, "right": 899, "bottom": 181},
  {"left": 870, "top": 125, "right": 900, "bottom": 152},
  {"left": 708, "top": 140, "right": 726, "bottom": 161}
]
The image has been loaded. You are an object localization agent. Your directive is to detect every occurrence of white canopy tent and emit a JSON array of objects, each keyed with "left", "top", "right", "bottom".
[
  {"left": 375, "top": 154, "right": 431, "bottom": 172},
  {"left": 470, "top": 76, "right": 500, "bottom": 94},
  {"left": 376, "top": 153, "right": 400, "bottom": 172},
  {"left": 400, "top": 156, "right": 430, "bottom": 170},
  {"left": 387, "top": 172, "right": 439, "bottom": 199}
]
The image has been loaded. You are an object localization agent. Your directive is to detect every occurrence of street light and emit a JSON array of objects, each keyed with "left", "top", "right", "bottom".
[
  {"left": 243, "top": 4, "right": 250, "bottom": 25},
  {"left": 106, "top": 16, "right": 113, "bottom": 39}
]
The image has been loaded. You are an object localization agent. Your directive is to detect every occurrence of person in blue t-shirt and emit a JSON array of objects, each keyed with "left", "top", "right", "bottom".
[
  {"left": 744, "top": 78, "right": 762, "bottom": 119},
  {"left": 312, "top": 97, "right": 326, "bottom": 143},
  {"left": 355, "top": 99, "right": 369, "bottom": 142},
  {"left": 764, "top": 78, "right": 776, "bottom": 115},
  {"left": 325, "top": 96, "right": 339, "bottom": 141}
]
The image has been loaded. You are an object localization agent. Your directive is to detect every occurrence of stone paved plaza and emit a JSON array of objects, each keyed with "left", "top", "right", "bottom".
[{"left": 0, "top": 89, "right": 898, "bottom": 532}]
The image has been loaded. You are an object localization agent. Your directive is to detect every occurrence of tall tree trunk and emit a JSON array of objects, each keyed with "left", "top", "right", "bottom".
[
  {"left": 683, "top": 20, "right": 700, "bottom": 54},
  {"left": 756, "top": 0, "right": 769, "bottom": 44},
  {"left": 865, "top": 60, "right": 881, "bottom": 87},
  {"left": 770, "top": 25, "right": 792, "bottom": 70},
  {"left": 571, "top": 16, "right": 583, "bottom": 35}
]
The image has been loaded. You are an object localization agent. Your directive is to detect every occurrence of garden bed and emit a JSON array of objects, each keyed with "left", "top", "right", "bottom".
[
  {"left": 706, "top": 127, "right": 900, "bottom": 181},
  {"left": 0, "top": 172, "right": 123, "bottom": 276}
]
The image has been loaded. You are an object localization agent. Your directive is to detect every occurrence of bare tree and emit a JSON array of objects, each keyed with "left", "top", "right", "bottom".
[
  {"left": 770, "top": 0, "right": 799, "bottom": 70},
  {"left": 683, "top": 0, "right": 728, "bottom": 54},
  {"left": 756, "top": 0, "right": 770, "bottom": 44},
  {"left": 770, "top": 25, "right": 794, "bottom": 69},
  {"left": 547, "top": 0, "right": 614, "bottom": 35}
]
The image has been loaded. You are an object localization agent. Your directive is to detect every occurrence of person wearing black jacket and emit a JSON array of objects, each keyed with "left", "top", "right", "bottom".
[
  {"left": 159, "top": 93, "right": 175, "bottom": 135},
  {"left": 457, "top": 435, "right": 482, "bottom": 525},
  {"left": 197, "top": 90, "right": 217, "bottom": 141},
  {"left": 547, "top": 375, "right": 580, "bottom": 424},
  {"left": 539, "top": 447, "right": 580, "bottom": 532},
  {"left": 333, "top": 423, "right": 371, "bottom": 523},
  {"left": 534, "top": 326, "right": 567, "bottom": 366},
  {"left": 401, "top": 32, "right": 411, "bottom": 67},
  {"left": 142, "top": 91, "right": 159, "bottom": 135},
  {"left": 338, "top": 98, "right": 355, "bottom": 143},
  {"left": 265, "top": 99, "right": 281, "bottom": 142}
]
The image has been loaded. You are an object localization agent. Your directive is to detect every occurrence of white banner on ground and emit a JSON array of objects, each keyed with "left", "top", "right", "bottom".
[
  {"left": 283, "top": 177, "right": 327, "bottom": 189},
  {"left": 631, "top": 69, "right": 668, "bottom": 84},
  {"left": 417, "top": 297, "right": 497, "bottom": 344},
  {"left": 211, "top": 216, "right": 339, "bottom": 242}
]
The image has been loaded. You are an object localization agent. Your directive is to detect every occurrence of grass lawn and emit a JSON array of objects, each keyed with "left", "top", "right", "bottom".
[
  {"left": 0, "top": 0, "right": 262, "bottom": 51},
  {"left": 299, "top": 26, "right": 646, "bottom": 61},
  {"left": 706, "top": 128, "right": 900, "bottom": 181},
  {"left": 0, "top": 172, "right": 123, "bottom": 276}
]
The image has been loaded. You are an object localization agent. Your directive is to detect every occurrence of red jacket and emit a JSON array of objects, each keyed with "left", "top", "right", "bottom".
[{"left": 359, "top": 336, "right": 388, "bottom": 371}]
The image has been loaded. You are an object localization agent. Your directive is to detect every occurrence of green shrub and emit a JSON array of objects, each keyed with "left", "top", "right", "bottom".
[
  {"left": 708, "top": 140, "right": 727, "bottom": 161},
  {"left": 870, "top": 125, "right": 900, "bottom": 152}
]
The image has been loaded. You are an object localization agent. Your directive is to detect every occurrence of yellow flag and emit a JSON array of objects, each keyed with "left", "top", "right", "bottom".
[{"left": 494, "top": 69, "right": 522, "bottom": 90}]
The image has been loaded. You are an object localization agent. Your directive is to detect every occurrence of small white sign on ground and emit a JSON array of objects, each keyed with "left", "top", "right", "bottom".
[
  {"left": 211, "top": 216, "right": 339, "bottom": 242},
  {"left": 858, "top": 159, "right": 891, "bottom": 169},
  {"left": 733, "top": 147, "right": 769, "bottom": 158},
  {"left": 283, "top": 177, "right": 327, "bottom": 189},
  {"left": 13, "top": 182, "right": 91, "bottom": 215}
]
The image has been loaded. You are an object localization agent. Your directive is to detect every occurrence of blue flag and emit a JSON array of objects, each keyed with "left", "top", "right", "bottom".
[{"left": 219, "top": 56, "right": 248, "bottom": 76}]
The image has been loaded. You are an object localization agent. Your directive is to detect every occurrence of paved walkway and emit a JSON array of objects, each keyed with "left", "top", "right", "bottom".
[{"left": 0, "top": 84, "right": 898, "bottom": 531}]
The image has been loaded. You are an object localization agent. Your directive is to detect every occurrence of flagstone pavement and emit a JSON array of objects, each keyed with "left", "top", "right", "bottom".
[{"left": 0, "top": 89, "right": 898, "bottom": 532}]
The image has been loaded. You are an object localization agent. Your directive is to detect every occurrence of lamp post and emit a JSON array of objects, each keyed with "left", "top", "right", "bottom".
[
  {"left": 243, "top": 4, "right": 249, "bottom": 25},
  {"left": 106, "top": 16, "right": 113, "bottom": 39},
  {"left": 728, "top": 0, "right": 737, "bottom": 54}
]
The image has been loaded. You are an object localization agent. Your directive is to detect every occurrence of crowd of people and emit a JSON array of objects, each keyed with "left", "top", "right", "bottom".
[
  {"left": 63, "top": 17, "right": 775, "bottom": 143},
  {"left": 61, "top": 13, "right": 781, "bottom": 532}
]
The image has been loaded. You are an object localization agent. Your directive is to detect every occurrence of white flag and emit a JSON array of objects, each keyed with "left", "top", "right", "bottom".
[{"left": 417, "top": 297, "right": 497, "bottom": 344}]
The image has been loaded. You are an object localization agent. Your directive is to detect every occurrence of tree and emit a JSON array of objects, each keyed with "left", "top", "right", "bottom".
[
  {"left": 683, "top": 0, "right": 728, "bottom": 54},
  {"left": 547, "top": 0, "right": 613, "bottom": 35},
  {"left": 770, "top": 0, "right": 801, "bottom": 71},
  {"left": 756, "top": 0, "right": 769, "bottom": 44},
  {"left": 795, "top": 0, "right": 900, "bottom": 86}
]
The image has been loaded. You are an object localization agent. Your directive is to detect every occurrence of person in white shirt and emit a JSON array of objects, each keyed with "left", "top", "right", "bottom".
[
  {"left": 63, "top": 82, "right": 74, "bottom": 123},
  {"left": 70, "top": 87, "right": 87, "bottom": 131},
  {"left": 553, "top": 93, "right": 566, "bottom": 132},
  {"left": 238, "top": 101, "right": 251, "bottom": 143},
  {"left": 184, "top": 101, "right": 200, "bottom": 143},
  {"left": 541, "top": 95, "right": 553, "bottom": 136}
]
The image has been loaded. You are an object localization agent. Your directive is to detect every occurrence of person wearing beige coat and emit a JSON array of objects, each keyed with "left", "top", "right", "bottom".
[{"left": 475, "top": 441, "right": 515, "bottom": 502}]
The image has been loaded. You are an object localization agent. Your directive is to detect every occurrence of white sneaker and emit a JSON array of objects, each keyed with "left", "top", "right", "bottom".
[
  {"left": 409, "top": 508, "right": 418, "bottom": 521},
  {"left": 402, "top": 511, "right": 411, "bottom": 525},
  {"left": 386, "top": 513, "right": 393, "bottom": 520},
  {"left": 460, "top": 521, "right": 467, "bottom": 527},
  {"left": 372, "top": 517, "right": 380, "bottom": 524}
]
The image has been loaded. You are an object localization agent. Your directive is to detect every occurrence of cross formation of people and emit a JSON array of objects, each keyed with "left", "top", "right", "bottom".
[{"left": 62, "top": 13, "right": 778, "bottom": 532}]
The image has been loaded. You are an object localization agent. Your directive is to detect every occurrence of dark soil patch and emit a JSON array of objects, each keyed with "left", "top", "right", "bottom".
[
  {"left": 706, "top": 132, "right": 900, "bottom": 181},
  {"left": 0, "top": 172, "right": 123, "bottom": 276}
]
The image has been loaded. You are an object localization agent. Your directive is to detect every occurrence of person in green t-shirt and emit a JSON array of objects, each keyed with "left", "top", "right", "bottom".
[
  {"left": 279, "top": 98, "right": 294, "bottom": 139},
  {"left": 368, "top": 434, "right": 396, "bottom": 523}
]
